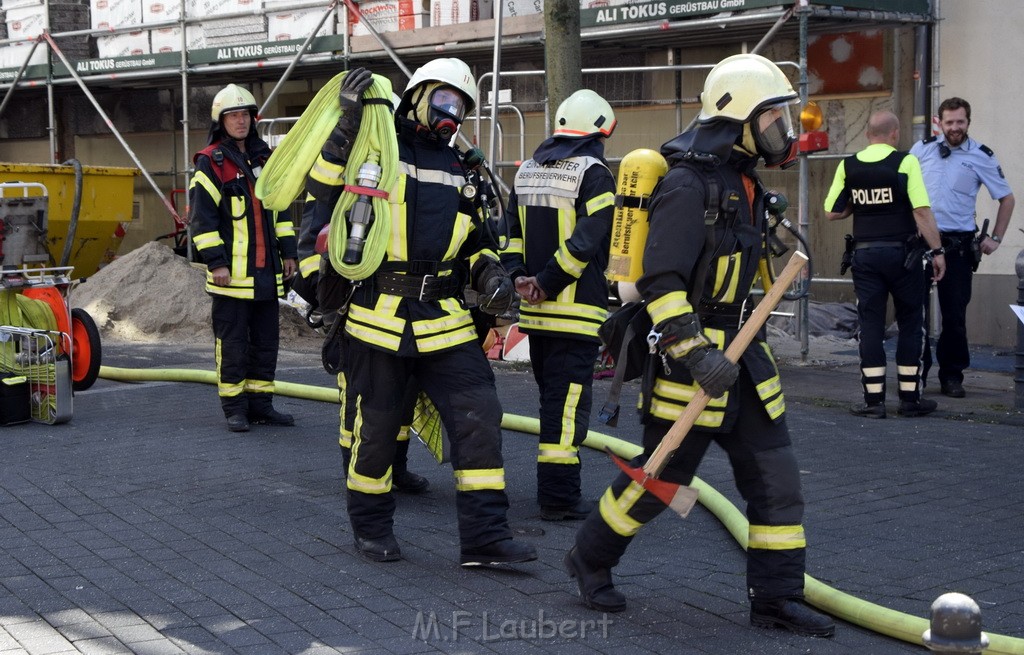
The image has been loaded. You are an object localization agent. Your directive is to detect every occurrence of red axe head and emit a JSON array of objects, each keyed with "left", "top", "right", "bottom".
[{"left": 609, "top": 451, "right": 699, "bottom": 518}]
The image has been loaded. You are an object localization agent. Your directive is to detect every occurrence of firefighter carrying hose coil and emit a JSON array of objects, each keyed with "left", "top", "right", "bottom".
[{"left": 305, "top": 59, "right": 536, "bottom": 567}]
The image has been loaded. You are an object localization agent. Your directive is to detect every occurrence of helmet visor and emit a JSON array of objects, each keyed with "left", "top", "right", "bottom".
[
  {"left": 753, "top": 102, "right": 796, "bottom": 157},
  {"left": 430, "top": 87, "right": 468, "bottom": 122}
]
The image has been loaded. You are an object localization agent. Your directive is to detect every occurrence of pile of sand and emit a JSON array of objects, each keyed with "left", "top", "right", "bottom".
[{"left": 71, "top": 241, "right": 319, "bottom": 346}]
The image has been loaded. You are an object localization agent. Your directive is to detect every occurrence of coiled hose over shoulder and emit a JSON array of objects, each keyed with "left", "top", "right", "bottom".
[{"left": 255, "top": 71, "right": 399, "bottom": 280}]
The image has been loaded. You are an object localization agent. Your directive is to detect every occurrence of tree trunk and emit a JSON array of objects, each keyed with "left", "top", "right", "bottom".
[{"left": 543, "top": 0, "right": 582, "bottom": 126}]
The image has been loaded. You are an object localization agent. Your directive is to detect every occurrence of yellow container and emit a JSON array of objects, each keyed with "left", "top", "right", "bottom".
[{"left": 0, "top": 163, "right": 138, "bottom": 278}]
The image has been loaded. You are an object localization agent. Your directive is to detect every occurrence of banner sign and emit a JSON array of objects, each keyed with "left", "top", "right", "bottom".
[
  {"left": 11, "top": 35, "right": 346, "bottom": 79},
  {"left": 581, "top": 0, "right": 929, "bottom": 29}
]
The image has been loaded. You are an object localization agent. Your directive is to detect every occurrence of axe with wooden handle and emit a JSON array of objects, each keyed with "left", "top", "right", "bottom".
[{"left": 609, "top": 250, "right": 809, "bottom": 517}]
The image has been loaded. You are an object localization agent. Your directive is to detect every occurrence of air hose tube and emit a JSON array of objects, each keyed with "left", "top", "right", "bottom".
[{"left": 97, "top": 364, "right": 1024, "bottom": 655}]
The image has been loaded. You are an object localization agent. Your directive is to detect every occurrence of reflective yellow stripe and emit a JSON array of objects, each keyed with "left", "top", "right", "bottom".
[
  {"left": 647, "top": 291, "right": 692, "bottom": 324},
  {"left": 399, "top": 161, "right": 465, "bottom": 189},
  {"left": 537, "top": 445, "right": 579, "bottom": 464},
  {"left": 585, "top": 190, "right": 615, "bottom": 215},
  {"left": 245, "top": 379, "right": 274, "bottom": 393},
  {"left": 443, "top": 212, "right": 473, "bottom": 260},
  {"left": 231, "top": 216, "right": 247, "bottom": 279},
  {"left": 299, "top": 254, "right": 321, "bottom": 278},
  {"left": 518, "top": 192, "right": 575, "bottom": 211},
  {"left": 191, "top": 170, "right": 222, "bottom": 206},
  {"left": 396, "top": 425, "right": 410, "bottom": 442},
  {"left": 560, "top": 382, "right": 582, "bottom": 445},
  {"left": 555, "top": 246, "right": 586, "bottom": 278},
  {"left": 275, "top": 216, "right": 296, "bottom": 238},
  {"left": 598, "top": 482, "right": 645, "bottom": 537},
  {"left": 665, "top": 336, "right": 709, "bottom": 360},
  {"left": 207, "top": 285, "right": 254, "bottom": 299},
  {"left": 347, "top": 467, "right": 391, "bottom": 494},
  {"left": 764, "top": 394, "right": 785, "bottom": 420},
  {"left": 519, "top": 315, "right": 601, "bottom": 338},
  {"left": 897, "top": 365, "right": 918, "bottom": 375},
  {"left": 416, "top": 325, "right": 477, "bottom": 353},
  {"left": 454, "top": 468, "right": 506, "bottom": 491},
  {"left": 308, "top": 157, "right": 346, "bottom": 187},
  {"left": 755, "top": 376, "right": 781, "bottom": 400},
  {"left": 192, "top": 231, "right": 223, "bottom": 250},
  {"left": 861, "top": 366, "right": 886, "bottom": 377},
  {"left": 748, "top": 524, "right": 806, "bottom": 550},
  {"left": 350, "top": 303, "right": 405, "bottom": 334},
  {"left": 504, "top": 237, "right": 524, "bottom": 257},
  {"left": 346, "top": 321, "right": 402, "bottom": 351}
]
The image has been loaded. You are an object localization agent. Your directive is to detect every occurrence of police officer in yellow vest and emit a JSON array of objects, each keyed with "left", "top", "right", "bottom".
[
  {"left": 304, "top": 61, "right": 536, "bottom": 567},
  {"left": 500, "top": 89, "right": 616, "bottom": 520},
  {"left": 566, "top": 55, "right": 835, "bottom": 638},
  {"left": 824, "top": 111, "right": 946, "bottom": 418},
  {"left": 190, "top": 84, "right": 298, "bottom": 433}
]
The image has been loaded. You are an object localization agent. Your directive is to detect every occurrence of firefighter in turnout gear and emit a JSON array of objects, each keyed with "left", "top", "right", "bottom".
[
  {"left": 500, "top": 89, "right": 616, "bottom": 520},
  {"left": 824, "top": 111, "right": 945, "bottom": 419},
  {"left": 567, "top": 54, "right": 835, "bottom": 638},
  {"left": 190, "top": 84, "right": 298, "bottom": 433},
  {"left": 305, "top": 61, "right": 536, "bottom": 566},
  {"left": 293, "top": 198, "right": 429, "bottom": 493}
]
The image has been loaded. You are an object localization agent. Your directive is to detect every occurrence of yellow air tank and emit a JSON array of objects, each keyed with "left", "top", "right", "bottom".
[{"left": 606, "top": 148, "right": 667, "bottom": 283}]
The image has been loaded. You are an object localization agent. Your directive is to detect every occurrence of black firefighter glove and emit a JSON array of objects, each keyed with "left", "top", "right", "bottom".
[
  {"left": 322, "top": 67, "right": 374, "bottom": 164},
  {"left": 471, "top": 257, "right": 515, "bottom": 316},
  {"left": 681, "top": 346, "right": 739, "bottom": 398},
  {"left": 656, "top": 313, "right": 739, "bottom": 398}
]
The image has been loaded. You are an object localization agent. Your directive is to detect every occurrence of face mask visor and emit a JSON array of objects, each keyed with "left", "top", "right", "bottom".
[
  {"left": 428, "top": 87, "right": 468, "bottom": 140},
  {"left": 753, "top": 102, "right": 798, "bottom": 167}
]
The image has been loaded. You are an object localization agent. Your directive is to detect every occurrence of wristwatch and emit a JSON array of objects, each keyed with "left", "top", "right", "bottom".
[
  {"left": 929, "top": 247, "right": 945, "bottom": 257},
  {"left": 992, "top": 234, "right": 1002, "bottom": 243}
]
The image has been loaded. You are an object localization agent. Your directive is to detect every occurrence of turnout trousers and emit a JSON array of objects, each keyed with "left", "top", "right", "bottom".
[
  {"left": 344, "top": 338, "right": 512, "bottom": 549},
  {"left": 851, "top": 244, "right": 926, "bottom": 404},
  {"left": 574, "top": 372, "right": 807, "bottom": 600},
  {"left": 211, "top": 295, "right": 280, "bottom": 418},
  {"left": 528, "top": 334, "right": 598, "bottom": 508}
]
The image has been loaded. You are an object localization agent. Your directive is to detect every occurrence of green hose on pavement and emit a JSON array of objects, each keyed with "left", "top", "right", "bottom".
[{"left": 98, "top": 365, "right": 1024, "bottom": 655}]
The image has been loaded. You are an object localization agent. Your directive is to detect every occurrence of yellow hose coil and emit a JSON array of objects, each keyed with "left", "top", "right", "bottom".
[{"left": 256, "top": 71, "right": 399, "bottom": 281}]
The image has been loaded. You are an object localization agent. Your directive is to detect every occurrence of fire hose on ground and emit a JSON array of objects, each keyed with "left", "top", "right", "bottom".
[{"left": 97, "top": 364, "right": 1024, "bottom": 655}]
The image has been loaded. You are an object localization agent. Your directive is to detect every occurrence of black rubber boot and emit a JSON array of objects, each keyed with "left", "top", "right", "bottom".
[
  {"left": 541, "top": 499, "right": 596, "bottom": 521},
  {"left": 226, "top": 414, "right": 249, "bottom": 433},
  {"left": 460, "top": 539, "right": 537, "bottom": 567},
  {"left": 563, "top": 546, "right": 627, "bottom": 612},
  {"left": 750, "top": 599, "right": 835, "bottom": 637},
  {"left": 354, "top": 534, "right": 402, "bottom": 562},
  {"left": 392, "top": 437, "right": 429, "bottom": 493}
]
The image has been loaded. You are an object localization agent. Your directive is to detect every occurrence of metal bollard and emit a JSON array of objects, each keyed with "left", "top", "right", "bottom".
[
  {"left": 1016, "top": 247, "right": 1024, "bottom": 410},
  {"left": 922, "top": 592, "right": 989, "bottom": 654}
]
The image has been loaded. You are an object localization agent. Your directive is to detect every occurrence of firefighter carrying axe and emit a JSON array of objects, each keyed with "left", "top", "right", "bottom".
[{"left": 609, "top": 251, "right": 810, "bottom": 517}]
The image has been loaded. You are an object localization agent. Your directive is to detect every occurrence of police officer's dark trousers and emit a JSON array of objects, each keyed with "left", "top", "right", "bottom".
[
  {"left": 852, "top": 243, "right": 926, "bottom": 404},
  {"left": 573, "top": 372, "right": 806, "bottom": 600},
  {"left": 923, "top": 232, "right": 973, "bottom": 387},
  {"left": 529, "top": 334, "right": 597, "bottom": 509},
  {"left": 344, "top": 338, "right": 512, "bottom": 548},
  {"left": 212, "top": 295, "right": 280, "bottom": 418}
]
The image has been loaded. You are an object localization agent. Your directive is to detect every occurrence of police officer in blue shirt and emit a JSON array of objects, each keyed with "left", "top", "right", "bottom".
[{"left": 910, "top": 97, "right": 1015, "bottom": 398}]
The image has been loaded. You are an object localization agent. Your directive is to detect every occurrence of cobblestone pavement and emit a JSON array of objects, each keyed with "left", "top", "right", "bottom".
[{"left": 0, "top": 337, "right": 1021, "bottom": 654}]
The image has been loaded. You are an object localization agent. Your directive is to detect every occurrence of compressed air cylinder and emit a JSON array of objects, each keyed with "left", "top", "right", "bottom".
[{"left": 606, "top": 148, "right": 668, "bottom": 283}]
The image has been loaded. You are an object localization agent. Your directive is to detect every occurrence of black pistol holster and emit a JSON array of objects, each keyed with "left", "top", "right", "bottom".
[
  {"left": 903, "top": 235, "right": 927, "bottom": 271},
  {"left": 840, "top": 234, "right": 854, "bottom": 275}
]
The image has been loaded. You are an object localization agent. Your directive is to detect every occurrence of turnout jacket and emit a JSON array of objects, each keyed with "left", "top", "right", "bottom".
[
  {"left": 190, "top": 135, "right": 297, "bottom": 300},
  {"left": 501, "top": 146, "right": 615, "bottom": 341},
  {"left": 310, "top": 117, "right": 501, "bottom": 356},
  {"left": 638, "top": 134, "right": 785, "bottom": 431}
]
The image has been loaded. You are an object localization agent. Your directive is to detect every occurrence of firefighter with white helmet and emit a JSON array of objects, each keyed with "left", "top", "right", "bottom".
[
  {"left": 189, "top": 83, "right": 297, "bottom": 433},
  {"left": 500, "top": 88, "right": 617, "bottom": 521},
  {"left": 568, "top": 54, "right": 836, "bottom": 638},
  {"left": 304, "top": 60, "right": 534, "bottom": 567}
]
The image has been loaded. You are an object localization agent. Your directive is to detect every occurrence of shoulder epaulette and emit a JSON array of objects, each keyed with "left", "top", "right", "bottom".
[
  {"left": 922, "top": 135, "right": 937, "bottom": 144},
  {"left": 979, "top": 144, "right": 994, "bottom": 157}
]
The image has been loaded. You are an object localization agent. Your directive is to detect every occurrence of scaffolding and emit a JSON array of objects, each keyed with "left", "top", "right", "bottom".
[{"left": 0, "top": 0, "right": 933, "bottom": 358}]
